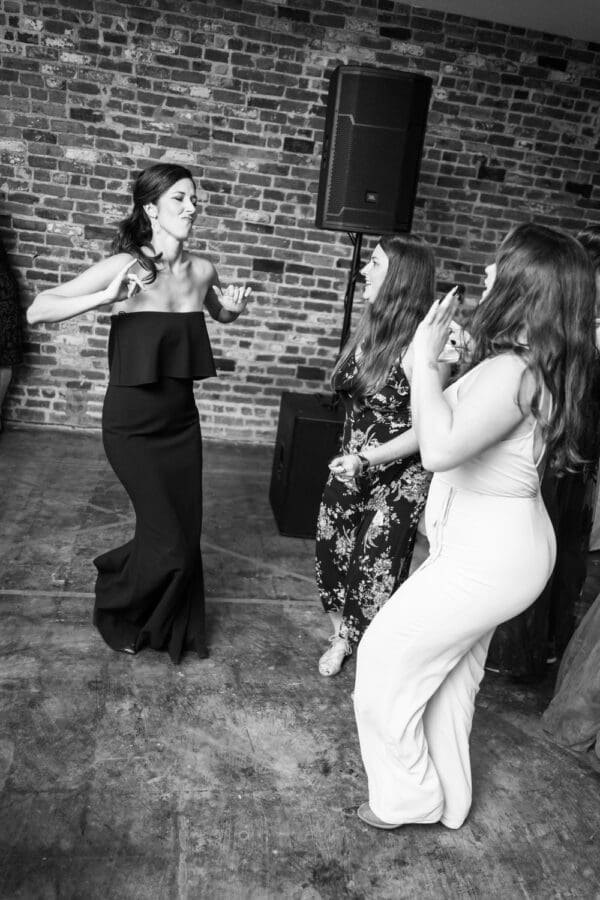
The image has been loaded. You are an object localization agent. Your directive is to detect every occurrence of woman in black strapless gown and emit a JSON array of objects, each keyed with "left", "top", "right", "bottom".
[
  {"left": 27, "top": 163, "right": 250, "bottom": 663},
  {"left": 95, "top": 310, "right": 216, "bottom": 661}
]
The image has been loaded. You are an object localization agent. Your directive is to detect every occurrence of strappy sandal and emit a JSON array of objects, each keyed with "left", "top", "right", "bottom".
[{"left": 318, "top": 634, "right": 351, "bottom": 676}]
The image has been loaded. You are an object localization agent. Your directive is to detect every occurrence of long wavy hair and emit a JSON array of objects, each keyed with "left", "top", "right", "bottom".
[
  {"left": 466, "top": 222, "right": 597, "bottom": 473},
  {"left": 578, "top": 226, "right": 600, "bottom": 310},
  {"left": 332, "top": 233, "right": 435, "bottom": 404},
  {"left": 111, "top": 163, "right": 195, "bottom": 283}
]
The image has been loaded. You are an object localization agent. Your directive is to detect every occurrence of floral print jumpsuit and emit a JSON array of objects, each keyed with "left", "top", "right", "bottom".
[{"left": 315, "top": 353, "right": 432, "bottom": 646}]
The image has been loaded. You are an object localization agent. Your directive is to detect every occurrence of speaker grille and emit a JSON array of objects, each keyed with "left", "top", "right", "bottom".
[
  {"left": 316, "top": 66, "right": 432, "bottom": 234},
  {"left": 269, "top": 392, "right": 344, "bottom": 538}
]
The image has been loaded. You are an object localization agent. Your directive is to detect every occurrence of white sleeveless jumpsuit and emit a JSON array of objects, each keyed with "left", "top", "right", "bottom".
[{"left": 353, "top": 361, "right": 556, "bottom": 828}]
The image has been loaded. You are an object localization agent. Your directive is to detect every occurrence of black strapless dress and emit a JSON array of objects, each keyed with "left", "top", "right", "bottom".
[{"left": 93, "top": 311, "right": 216, "bottom": 663}]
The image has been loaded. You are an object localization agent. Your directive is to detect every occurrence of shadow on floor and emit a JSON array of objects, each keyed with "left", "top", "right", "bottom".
[{"left": 0, "top": 427, "right": 599, "bottom": 899}]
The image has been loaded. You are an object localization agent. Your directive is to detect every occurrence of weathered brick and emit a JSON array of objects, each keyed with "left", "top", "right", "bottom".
[
  {"left": 565, "top": 181, "right": 593, "bottom": 198},
  {"left": 538, "top": 55, "right": 568, "bottom": 71},
  {"left": 296, "top": 365, "right": 325, "bottom": 381},
  {"left": 477, "top": 160, "right": 507, "bottom": 183},
  {"left": 283, "top": 137, "right": 315, "bottom": 155},
  {"left": 2, "top": 0, "right": 599, "bottom": 444},
  {"left": 252, "top": 258, "right": 285, "bottom": 274}
]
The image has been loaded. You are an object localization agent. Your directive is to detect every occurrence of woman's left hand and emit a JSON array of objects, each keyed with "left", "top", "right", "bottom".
[
  {"left": 412, "top": 287, "right": 460, "bottom": 363},
  {"left": 217, "top": 284, "right": 252, "bottom": 315},
  {"left": 329, "top": 454, "right": 363, "bottom": 483}
]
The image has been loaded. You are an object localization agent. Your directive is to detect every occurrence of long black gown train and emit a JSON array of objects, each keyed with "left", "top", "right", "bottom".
[{"left": 94, "top": 311, "right": 216, "bottom": 663}]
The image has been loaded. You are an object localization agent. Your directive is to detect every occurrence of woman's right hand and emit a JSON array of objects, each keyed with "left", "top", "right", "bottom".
[
  {"left": 102, "top": 258, "right": 143, "bottom": 305},
  {"left": 329, "top": 454, "right": 362, "bottom": 483},
  {"left": 413, "top": 288, "right": 459, "bottom": 364}
]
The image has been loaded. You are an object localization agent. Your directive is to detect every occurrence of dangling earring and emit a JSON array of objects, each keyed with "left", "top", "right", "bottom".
[{"left": 148, "top": 209, "right": 161, "bottom": 236}]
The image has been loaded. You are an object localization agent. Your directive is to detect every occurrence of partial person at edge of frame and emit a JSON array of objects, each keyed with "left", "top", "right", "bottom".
[
  {"left": 26, "top": 162, "right": 251, "bottom": 664},
  {"left": 352, "top": 222, "right": 596, "bottom": 831},
  {"left": 541, "top": 223, "right": 600, "bottom": 763},
  {"left": 579, "top": 223, "right": 600, "bottom": 560},
  {"left": 314, "top": 233, "right": 455, "bottom": 677},
  {"left": 0, "top": 235, "right": 23, "bottom": 432}
]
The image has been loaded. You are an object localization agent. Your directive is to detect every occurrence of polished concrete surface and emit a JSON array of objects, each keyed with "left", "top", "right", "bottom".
[{"left": 1, "top": 427, "right": 600, "bottom": 900}]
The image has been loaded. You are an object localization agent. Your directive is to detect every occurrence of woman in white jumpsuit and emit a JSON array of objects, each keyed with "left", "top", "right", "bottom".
[{"left": 353, "top": 223, "right": 597, "bottom": 830}]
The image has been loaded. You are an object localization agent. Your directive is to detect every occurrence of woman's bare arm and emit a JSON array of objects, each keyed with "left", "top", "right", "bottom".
[
  {"left": 27, "top": 254, "right": 136, "bottom": 324},
  {"left": 412, "top": 353, "right": 530, "bottom": 472}
]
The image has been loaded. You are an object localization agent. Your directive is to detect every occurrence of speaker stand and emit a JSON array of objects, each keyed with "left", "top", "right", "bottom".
[{"left": 339, "top": 231, "right": 363, "bottom": 354}]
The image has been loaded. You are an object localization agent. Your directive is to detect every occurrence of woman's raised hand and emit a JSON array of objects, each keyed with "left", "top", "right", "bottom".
[
  {"left": 413, "top": 286, "right": 460, "bottom": 363},
  {"left": 217, "top": 283, "right": 252, "bottom": 314}
]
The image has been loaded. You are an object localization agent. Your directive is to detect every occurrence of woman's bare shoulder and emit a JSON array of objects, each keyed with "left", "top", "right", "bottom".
[
  {"left": 458, "top": 352, "right": 528, "bottom": 403},
  {"left": 188, "top": 254, "right": 217, "bottom": 283},
  {"left": 484, "top": 350, "right": 528, "bottom": 369},
  {"left": 469, "top": 352, "right": 528, "bottom": 382}
]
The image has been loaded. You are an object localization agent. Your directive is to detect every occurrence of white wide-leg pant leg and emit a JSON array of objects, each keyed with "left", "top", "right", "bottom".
[
  {"left": 353, "top": 556, "right": 494, "bottom": 827},
  {"left": 423, "top": 631, "right": 493, "bottom": 828}
]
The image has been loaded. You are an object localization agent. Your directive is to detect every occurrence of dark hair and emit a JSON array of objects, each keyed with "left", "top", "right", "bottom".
[
  {"left": 578, "top": 225, "right": 600, "bottom": 271},
  {"left": 333, "top": 233, "right": 435, "bottom": 403},
  {"left": 466, "top": 222, "right": 597, "bottom": 473},
  {"left": 111, "top": 163, "right": 195, "bottom": 283}
]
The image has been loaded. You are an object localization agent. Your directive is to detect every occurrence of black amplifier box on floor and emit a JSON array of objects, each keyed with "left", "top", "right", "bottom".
[{"left": 269, "top": 391, "right": 345, "bottom": 539}]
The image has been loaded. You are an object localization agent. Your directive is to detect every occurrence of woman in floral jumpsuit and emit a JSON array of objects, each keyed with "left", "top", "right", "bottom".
[{"left": 315, "top": 233, "right": 451, "bottom": 676}]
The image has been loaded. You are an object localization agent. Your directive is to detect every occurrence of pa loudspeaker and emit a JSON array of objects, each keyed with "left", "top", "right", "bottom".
[
  {"left": 269, "top": 392, "right": 345, "bottom": 539},
  {"left": 316, "top": 65, "right": 432, "bottom": 235}
]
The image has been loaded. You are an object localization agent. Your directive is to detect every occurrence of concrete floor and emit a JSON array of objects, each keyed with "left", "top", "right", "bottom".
[{"left": 1, "top": 427, "right": 600, "bottom": 900}]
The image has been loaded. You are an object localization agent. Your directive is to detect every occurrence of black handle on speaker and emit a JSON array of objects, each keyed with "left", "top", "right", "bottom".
[{"left": 275, "top": 440, "right": 285, "bottom": 477}]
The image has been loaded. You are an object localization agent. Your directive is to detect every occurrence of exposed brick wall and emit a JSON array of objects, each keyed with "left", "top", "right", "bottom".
[{"left": 1, "top": 0, "right": 599, "bottom": 443}]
